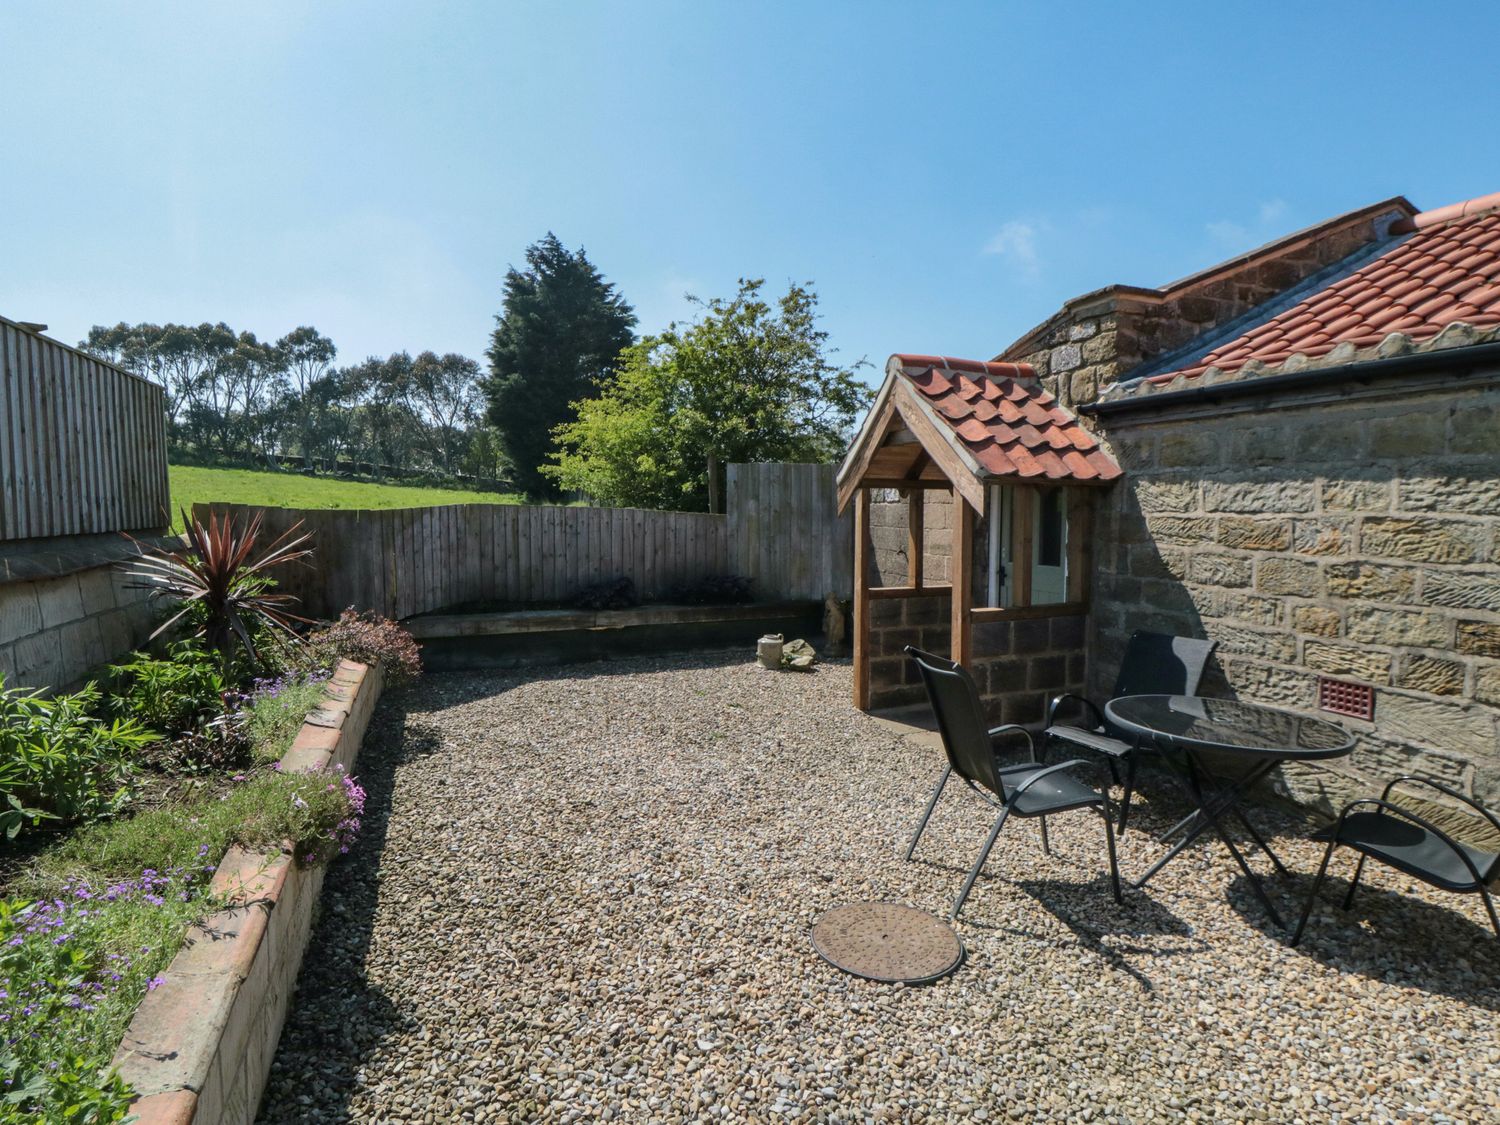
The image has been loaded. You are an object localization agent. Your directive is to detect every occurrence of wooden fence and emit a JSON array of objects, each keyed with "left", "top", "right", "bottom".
[
  {"left": 194, "top": 463, "right": 851, "bottom": 620},
  {"left": 728, "top": 462, "right": 852, "bottom": 601},
  {"left": 195, "top": 502, "right": 731, "bottom": 620},
  {"left": 0, "top": 317, "right": 169, "bottom": 542}
]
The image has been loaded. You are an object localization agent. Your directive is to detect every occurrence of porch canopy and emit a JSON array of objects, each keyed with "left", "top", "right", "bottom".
[{"left": 837, "top": 354, "right": 1123, "bottom": 708}]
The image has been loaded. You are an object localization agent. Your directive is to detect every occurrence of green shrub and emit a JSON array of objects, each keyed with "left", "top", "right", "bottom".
[
  {"left": 305, "top": 609, "right": 422, "bottom": 686},
  {"left": 0, "top": 681, "right": 153, "bottom": 840},
  {"left": 241, "top": 674, "right": 330, "bottom": 762},
  {"left": 105, "top": 640, "right": 226, "bottom": 736}
]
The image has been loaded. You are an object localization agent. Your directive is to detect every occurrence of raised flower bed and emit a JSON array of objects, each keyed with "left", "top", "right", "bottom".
[{"left": 111, "top": 658, "right": 383, "bottom": 1125}]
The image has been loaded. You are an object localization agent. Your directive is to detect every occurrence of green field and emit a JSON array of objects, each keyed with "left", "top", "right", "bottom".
[{"left": 167, "top": 465, "right": 522, "bottom": 530}]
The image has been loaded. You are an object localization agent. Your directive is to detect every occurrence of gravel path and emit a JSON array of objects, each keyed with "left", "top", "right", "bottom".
[{"left": 259, "top": 652, "right": 1500, "bottom": 1123}]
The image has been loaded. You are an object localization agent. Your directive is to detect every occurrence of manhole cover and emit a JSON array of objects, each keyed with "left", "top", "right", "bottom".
[{"left": 811, "top": 902, "right": 963, "bottom": 984}]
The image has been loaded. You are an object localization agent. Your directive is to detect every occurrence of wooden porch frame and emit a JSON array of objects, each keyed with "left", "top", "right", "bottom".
[{"left": 849, "top": 480, "right": 1095, "bottom": 710}]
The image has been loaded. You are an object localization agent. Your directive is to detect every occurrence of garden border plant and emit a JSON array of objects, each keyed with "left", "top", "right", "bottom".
[
  {"left": 1, "top": 510, "right": 421, "bottom": 1123},
  {"left": 108, "top": 658, "right": 385, "bottom": 1125}
]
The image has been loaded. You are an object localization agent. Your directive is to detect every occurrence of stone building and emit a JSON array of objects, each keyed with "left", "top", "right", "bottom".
[{"left": 843, "top": 190, "right": 1500, "bottom": 812}]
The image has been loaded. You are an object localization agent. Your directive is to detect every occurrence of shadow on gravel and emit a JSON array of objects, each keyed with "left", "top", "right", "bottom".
[
  {"left": 1231, "top": 871, "right": 1500, "bottom": 1010},
  {"left": 1003, "top": 876, "right": 1201, "bottom": 994},
  {"left": 255, "top": 692, "right": 440, "bottom": 1123}
]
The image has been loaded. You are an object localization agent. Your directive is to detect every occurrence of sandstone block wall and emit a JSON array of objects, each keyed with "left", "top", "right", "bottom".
[
  {"left": 0, "top": 542, "right": 163, "bottom": 690},
  {"left": 1093, "top": 381, "right": 1500, "bottom": 808},
  {"left": 866, "top": 593, "right": 1086, "bottom": 725},
  {"left": 865, "top": 489, "right": 1084, "bottom": 721},
  {"left": 868, "top": 489, "right": 954, "bottom": 585}
]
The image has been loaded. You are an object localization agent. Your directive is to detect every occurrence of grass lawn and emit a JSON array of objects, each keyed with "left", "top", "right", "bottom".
[{"left": 167, "top": 465, "right": 522, "bottom": 530}]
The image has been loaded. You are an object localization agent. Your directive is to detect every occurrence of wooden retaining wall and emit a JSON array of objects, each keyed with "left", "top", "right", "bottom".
[{"left": 0, "top": 316, "right": 169, "bottom": 541}]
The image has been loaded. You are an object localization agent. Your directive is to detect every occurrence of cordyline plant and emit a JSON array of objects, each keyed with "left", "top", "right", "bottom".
[{"left": 124, "top": 509, "right": 313, "bottom": 674}]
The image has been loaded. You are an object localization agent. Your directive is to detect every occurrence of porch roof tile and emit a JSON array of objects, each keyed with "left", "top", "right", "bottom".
[{"left": 890, "top": 354, "right": 1122, "bottom": 482}]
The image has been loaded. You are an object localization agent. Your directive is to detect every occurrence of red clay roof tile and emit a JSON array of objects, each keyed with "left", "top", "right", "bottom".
[
  {"left": 889, "top": 354, "right": 1122, "bottom": 483},
  {"left": 1147, "top": 197, "right": 1500, "bottom": 385}
]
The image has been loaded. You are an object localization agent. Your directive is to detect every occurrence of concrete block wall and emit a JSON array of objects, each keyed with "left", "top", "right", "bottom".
[
  {"left": 0, "top": 557, "right": 160, "bottom": 690},
  {"left": 1093, "top": 380, "right": 1500, "bottom": 809}
]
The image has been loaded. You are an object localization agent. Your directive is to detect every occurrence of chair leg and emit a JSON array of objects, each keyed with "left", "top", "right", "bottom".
[
  {"left": 1099, "top": 806, "right": 1122, "bottom": 904},
  {"left": 950, "top": 806, "right": 1010, "bottom": 922},
  {"left": 1291, "top": 836, "right": 1340, "bottom": 947},
  {"left": 905, "top": 764, "right": 951, "bottom": 861},
  {"left": 1117, "top": 755, "right": 1138, "bottom": 836},
  {"left": 1341, "top": 855, "right": 1367, "bottom": 910},
  {"left": 1480, "top": 883, "right": 1500, "bottom": 941},
  {"left": 1039, "top": 815, "right": 1051, "bottom": 856}
]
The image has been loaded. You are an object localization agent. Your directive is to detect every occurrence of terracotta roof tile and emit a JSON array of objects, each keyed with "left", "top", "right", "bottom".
[
  {"left": 889, "top": 354, "right": 1123, "bottom": 483},
  {"left": 1148, "top": 196, "right": 1500, "bottom": 385}
]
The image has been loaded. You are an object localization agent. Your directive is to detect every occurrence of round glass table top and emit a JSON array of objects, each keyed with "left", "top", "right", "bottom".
[{"left": 1104, "top": 694, "right": 1356, "bottom": 760}]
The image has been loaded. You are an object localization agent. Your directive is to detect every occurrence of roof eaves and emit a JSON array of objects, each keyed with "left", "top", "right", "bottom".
[{"left": 1092, "top": 322, "right": 1500, "bottom": 413}]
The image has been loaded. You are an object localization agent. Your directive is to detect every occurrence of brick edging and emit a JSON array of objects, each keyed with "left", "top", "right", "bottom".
[{"left": 112, "top": 658, "right": 386, "bottom": 1125}]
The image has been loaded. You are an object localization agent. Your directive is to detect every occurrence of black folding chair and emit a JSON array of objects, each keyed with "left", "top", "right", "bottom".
[
  {"left": 903, "top": 646, "right": 1122, "bottom": 921},
  {"left": 1292, "top": 775, "right": 1500, "bottom": 946},
  {"left": 1044, "top": 631, "right": 1217, "bottom": 833}
]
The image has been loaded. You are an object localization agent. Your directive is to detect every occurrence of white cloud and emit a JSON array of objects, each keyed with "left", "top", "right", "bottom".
[
  {"left": 1258, "top": 198, "right": 1289, "bottom": 226},
  {"left": 1205, "top": 219, "right": 1251, "bottom": 247},
  {"left": 1207, "top": 199, "right": 1294, "bottom": 250},
  {"left": 983, "top": 219, "right": 1043, "bottom": 278}
]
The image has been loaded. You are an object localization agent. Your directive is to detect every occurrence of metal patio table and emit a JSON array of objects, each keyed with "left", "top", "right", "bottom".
[{"left": 1104, "top": 694, "right": 1355, "bottom": 927}]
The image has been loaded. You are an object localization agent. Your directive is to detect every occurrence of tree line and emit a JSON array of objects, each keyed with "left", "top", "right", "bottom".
[
  {"left": 83, "top": 232, "right": 872, "bottom": 509},
  {"left": 81, "top": 323, "right": 494, "bottom": 481}
]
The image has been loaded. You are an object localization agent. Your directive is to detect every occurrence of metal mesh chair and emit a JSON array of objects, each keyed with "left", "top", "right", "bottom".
[
  {"left": 1044, "top": 631, "right": 1217, "bottom": 833},
  {"left": 903, "top": 646, "right": 1122, "bottom": 921},
  {"left": 1292, "top": 775, "right": 1500, "bottom": 945}
]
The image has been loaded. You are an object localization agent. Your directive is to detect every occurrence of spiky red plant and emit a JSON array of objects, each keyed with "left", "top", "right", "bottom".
[{"left": 124, "top": 509, "right": 314, "bottom": 670}]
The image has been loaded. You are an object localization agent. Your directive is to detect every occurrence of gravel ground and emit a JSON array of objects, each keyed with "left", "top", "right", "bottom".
[{"left": 259, "top": 651, "right": 1500, "bottom": 1124}]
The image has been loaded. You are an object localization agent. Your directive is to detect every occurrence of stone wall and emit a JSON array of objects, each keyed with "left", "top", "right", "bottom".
[
  {"left": 0, "top": 537, "right": 169, "bottom": 690},
  {"left": 863, "top": 490, "right": 1086, "bottom": 721},
  {"left": 867, "top": 489, "right": 954, "bottom": 586},
  {"left": 866, "top": 592, "right": 1087, "bottom": 725},
  {"left": 1092, "top": 377, "right": 1500, "bottom": 808}
]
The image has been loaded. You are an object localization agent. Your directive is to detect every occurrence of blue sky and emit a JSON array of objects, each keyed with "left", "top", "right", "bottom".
[{"left": 4, "top": 2, "right": 1499, "bottom": 387}]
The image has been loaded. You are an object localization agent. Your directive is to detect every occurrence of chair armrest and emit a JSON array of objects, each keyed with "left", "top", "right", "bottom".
[
  {"left": 1007, "top": 758, "right": 1095, "bottom": 800},
  {"left": 1335, "top": 797, "right": 1494, "bottom": 888},
  {"left": 1046, "top": 692, "right": 1104, "bottom": 731},
  {"left": 1378, "top": 775, "right": 1500, "bottom": 840},
  {"left": 988, "top": 723, "right": 1037, "bottom": 762}
]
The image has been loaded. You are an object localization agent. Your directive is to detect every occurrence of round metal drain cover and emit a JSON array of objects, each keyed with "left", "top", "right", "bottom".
[{"left": 811, "top": 902, "right": 963, "bottom": 983}]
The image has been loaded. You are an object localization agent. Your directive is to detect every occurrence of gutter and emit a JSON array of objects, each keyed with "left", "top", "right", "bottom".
[{"left": 1079, "top": 340, "right": 1500, "bottom": 419}]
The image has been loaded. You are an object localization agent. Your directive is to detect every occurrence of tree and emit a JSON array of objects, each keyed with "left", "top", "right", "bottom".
[
  {"left": 484, "top": 233, "right": 636, "bottom": 498},
  {"left": 275, "top": 326, "right": 337, "bottom": 465},
  {"left": 545, "top": 278, "right": 871, "bottom": 511},
  {"left": 404, "top": 352, "right": 482, "bottom": 473}
]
